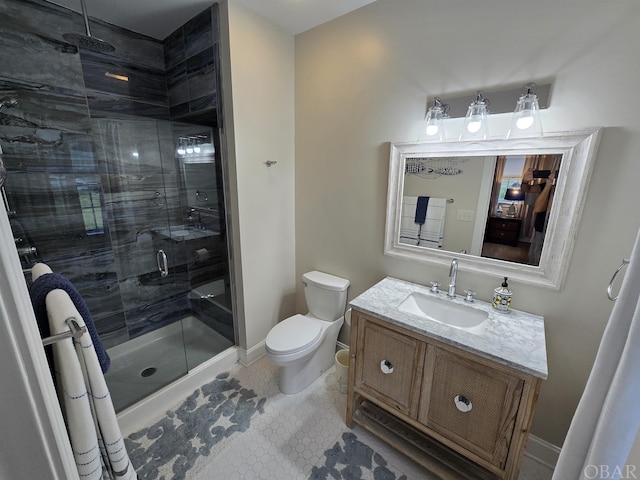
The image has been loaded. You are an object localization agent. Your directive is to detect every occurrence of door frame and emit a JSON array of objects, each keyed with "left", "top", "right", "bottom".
[{"left": 0, "top": 206, "right": 78, "bottom": 479}]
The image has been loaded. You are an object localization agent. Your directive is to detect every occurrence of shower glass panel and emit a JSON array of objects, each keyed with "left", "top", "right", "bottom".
[
  {"left": 90, "top": 116, "right": 234, "bottom": 412},
  {"left": 1, "top": 0, "right": 232, "bottom": 413},
  {"left": 1, "top": 92, "right": 233, "bottom": 412}
]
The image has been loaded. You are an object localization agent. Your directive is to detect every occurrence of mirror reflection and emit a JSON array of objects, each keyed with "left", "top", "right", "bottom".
[
  {"left": 400, "top": 153, "right": 562, "bottom": 266},
  {"left": 386, "top": 130, "right": 601, "bottom": 290}
]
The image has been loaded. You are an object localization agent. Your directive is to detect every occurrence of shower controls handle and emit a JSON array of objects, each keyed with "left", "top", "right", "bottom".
[{"left": 156, "top": 249, "right": 169, "bottom": 277}]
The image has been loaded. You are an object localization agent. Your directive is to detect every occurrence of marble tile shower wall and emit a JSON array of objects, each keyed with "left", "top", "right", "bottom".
[
  {"left": 164, "top": 6, "right": 219, "bottom": 123},
  {"left": 0, "top": 0, "right": 224, "bottom": 348}
]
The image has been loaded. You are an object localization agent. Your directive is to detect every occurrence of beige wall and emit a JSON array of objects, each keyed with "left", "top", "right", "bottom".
[
  {"left": 295, "top": 0, "right": 640, "bottom": 447},
  {"left": 221, "top": 1, "right": 296, "bottom": 351}
]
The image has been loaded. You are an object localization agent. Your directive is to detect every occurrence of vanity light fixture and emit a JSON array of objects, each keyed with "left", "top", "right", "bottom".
[
  {"left": 460, "top": 91, "right": 489, "bottom": 141},
  {"left": 426, "top": 82, "right": 550, "bottom": 140},
  {"left": 176, "top": 135, "right": 213, "bottom": 159},
  {"left": 506, "top": 83, "right": 543, "bottom": 139},
  {"left": 424, "top": 97, "right": 449, "bottom": 142}
]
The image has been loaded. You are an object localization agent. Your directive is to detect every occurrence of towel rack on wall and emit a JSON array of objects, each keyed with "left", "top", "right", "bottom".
[
  {"left": 607, "top": 258, "right": 630, "bottom": 301},
  {"left": 42, "top": 317, "right": 86, "bottom": 346}
]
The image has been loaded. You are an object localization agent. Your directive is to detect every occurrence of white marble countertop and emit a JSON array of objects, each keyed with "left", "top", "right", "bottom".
[{"left": 349, "top": 276, "right": 548, "bottom": 379}]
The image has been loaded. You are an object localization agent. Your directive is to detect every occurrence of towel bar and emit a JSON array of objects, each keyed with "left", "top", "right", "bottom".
[
  {"left": 607, "top": 259, "right": 629, "bottom": 301},
  {"left": 42, "top": 317, "right": 86, "bottom": 346}
]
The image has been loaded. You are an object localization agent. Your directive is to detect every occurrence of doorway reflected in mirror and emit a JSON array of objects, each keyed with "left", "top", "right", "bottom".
[{"left": 481, "top": 154, "right": 562, "bottom": 266}]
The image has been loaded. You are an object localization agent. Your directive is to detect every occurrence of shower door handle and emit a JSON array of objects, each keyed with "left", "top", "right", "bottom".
[{"left": 156, "top": 249, "right": 169, "bottom": 277}]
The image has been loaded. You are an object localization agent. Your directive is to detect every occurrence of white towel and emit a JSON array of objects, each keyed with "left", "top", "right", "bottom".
[
  {"left": 32, "top": 261, "right": 53, "bottom": 280},
  {"left": 400, "top": 196, "right": 420, "bottom": 243},
  {"left": 419, "top": 197, "right": 447, "bottom": 248},
  {"left": 46, "top": 289, "right": 137, "bottom": 480}
]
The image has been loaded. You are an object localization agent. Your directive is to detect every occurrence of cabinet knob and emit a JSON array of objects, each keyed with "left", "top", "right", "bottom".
[
  {"left": 380, "top": 359, "right": 394, "bottom": 374},
  {"left": 454, "top": 394, "right": 473, "bottom": 413}
]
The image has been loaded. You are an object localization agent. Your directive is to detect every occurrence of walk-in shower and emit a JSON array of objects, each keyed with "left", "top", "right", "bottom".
[{"left": 0, "top": 0, "right": 234, "bottom": 411}]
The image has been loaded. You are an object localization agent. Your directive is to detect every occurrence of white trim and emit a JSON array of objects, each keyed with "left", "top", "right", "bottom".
[
  {"left": 469, "top": 156, "right": 497, "bottom": 256},
  {"left": 0, "top": 209, "right": 79, "bottom": 479},
  {"left": 336, "top": 340, "right": 349, "bottom": 351},
  {"left": 525, "top": 434, "right": 561, "bottom": 470},
  {"left": 239, "top": 340, "right": 266, "bottom": 366},
  {"left": 117, "top": 346, "right": 240, "bottom": 437}
]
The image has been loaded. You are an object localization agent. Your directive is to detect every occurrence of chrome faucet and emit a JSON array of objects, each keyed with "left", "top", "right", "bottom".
[{"left": 448, "top": 258, "right": 459, "bottom": 298}]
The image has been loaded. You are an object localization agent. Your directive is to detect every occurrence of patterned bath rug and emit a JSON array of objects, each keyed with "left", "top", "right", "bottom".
[
  {"left": 309, "top": 432, "right": 411, "bottom": 480},
  {"left": 125, "top": 372, "right": 266, "bottom": 480}
]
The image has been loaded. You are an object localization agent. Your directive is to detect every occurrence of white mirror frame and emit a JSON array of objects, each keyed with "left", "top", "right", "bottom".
[{"left": 384, "top": 129, "right": 602, "bottom": 290}]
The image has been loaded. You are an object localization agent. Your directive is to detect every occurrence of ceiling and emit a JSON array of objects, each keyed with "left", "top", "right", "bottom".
[{"left": 48, "top": 0, "right": 377, "bottom": 40}]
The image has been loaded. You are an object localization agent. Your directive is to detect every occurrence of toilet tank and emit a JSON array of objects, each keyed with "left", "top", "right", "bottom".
[{"left": 303, "top": 271, "right": 350, "bottom": 321}]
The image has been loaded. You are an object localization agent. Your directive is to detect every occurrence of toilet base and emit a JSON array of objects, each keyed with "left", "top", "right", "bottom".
[{"left": 276, "top": 317, "right": 343, "bottom": 395}]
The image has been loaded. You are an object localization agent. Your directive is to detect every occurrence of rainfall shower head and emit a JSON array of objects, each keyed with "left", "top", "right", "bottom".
[
  {"left": 63, "top": 0, "right": 115, "bottom": 53},
  {"left": 63, "top": 33, "right": 115, "bottom": 53},
  {"left": 0, "top": 97, "right": 18, "bottom": 109}
]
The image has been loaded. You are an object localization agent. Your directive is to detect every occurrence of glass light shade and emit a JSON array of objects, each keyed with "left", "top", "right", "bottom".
[
  {"left": 177, "top": 139, "right": 186, "bottom": 156},
  {"left": 424, "top": 105, "right": 445, "bottom": 141},
  {"left": 506, "top": 92, "right": 543, "bottom": 139},
  {"left": 460, "top": 96, "right": 489, "bottom": 141}
]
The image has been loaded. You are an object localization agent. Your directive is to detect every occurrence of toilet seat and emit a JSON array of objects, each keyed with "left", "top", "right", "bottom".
[{"left": 265, "top": 314, "right": 323, "bottom": 355}]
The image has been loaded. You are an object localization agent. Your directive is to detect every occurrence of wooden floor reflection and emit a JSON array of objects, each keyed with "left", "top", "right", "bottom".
[{"left": 482, "top": 241, "right": 532, "bottom": 264}]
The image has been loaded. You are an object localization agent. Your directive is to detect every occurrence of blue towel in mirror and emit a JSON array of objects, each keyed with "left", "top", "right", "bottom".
[{"left": 415, "top": 196, "right": 430, "bottom": 225}]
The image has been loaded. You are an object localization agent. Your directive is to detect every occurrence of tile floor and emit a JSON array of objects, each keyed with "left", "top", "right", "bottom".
[{"left": 128, "top": 356, "right": 554, "bottom": 480}]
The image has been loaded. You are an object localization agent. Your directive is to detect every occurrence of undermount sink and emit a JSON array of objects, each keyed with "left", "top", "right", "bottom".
[
  {"left": 171, "top": 229, "right": 191, "bottom": 237},
  {"left": 398, "top": 291, "right": 488, "bottom": 334}
]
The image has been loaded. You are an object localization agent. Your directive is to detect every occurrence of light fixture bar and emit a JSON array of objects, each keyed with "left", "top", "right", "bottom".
[{"left": 427, "top": 82, "right": 551, "bottom": 119}]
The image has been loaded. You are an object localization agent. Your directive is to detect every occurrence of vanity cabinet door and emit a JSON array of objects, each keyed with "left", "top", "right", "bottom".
[
  {"left": 355, "top": 318, "right": 425, "bottom": 417},
  {"left": 419, "top": 346, "right": 524, "bottom": 468}
]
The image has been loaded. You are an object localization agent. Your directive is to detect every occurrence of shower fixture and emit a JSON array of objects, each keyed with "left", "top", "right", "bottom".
[
  {"left": 0, "top": 97, "right": 18, "bottom": 110},
  {"left": 63, "top": 0, "right": 115, "bottom": 53}
]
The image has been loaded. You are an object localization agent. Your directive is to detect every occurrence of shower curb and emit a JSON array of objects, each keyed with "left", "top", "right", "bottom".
[{"left": 116, "top": 346, "right": 240, "bottom": 437}]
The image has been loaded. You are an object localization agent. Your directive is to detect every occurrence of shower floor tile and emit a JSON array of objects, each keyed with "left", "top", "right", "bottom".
[{"left": 126, "top": 356, "right": 554, "bottom": 480}]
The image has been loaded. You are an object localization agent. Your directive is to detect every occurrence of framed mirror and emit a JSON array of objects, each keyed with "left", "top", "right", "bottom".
[{"left": 384, "top": 129, "right": 602, "bottom": 290}]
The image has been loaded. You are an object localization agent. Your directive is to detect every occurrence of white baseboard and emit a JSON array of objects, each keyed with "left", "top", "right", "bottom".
[
  {"left": 525, "top": 434, "right": 560, "bottom": 470},
  {"left": 336, "top": 340, "right": 349, "bottom": 351},
  {"left": 117, "top": 346, "right": 240, "bottom": 436},
  {"left": 240, "top": 340, "right": 266, "bottom": 366}
]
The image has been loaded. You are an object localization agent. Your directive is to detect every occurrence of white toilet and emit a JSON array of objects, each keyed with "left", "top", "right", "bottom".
[{"left": 265, "top": 271, "right": 350, "bottom": 394}]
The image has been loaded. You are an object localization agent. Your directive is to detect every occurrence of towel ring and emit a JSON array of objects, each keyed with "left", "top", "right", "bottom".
[{"left": 607, "top": 259, "right": 629, "bottom": 301}]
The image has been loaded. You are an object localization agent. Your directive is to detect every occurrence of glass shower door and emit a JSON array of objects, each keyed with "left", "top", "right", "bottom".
[
  {"left": 170, "top": 121, "right": 235, "bottom": 370},
  {"left": 91, "top": 117, "right": 190, "bottom": 411},
  {"left": 93, "top": 117, "right": 234, "bottom": 411}
]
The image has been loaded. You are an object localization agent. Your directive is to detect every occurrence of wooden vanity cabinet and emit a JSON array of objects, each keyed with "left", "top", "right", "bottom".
[
  {"left": 346, "top": 310, "right": 542, "bottom": 480},
  {"left": 357, "top": 320, "right": 426, "bottom": 417}
]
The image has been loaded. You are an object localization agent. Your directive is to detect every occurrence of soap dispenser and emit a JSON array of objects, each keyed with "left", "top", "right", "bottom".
[{"left": 492, "top": 277, "right": 512, "bottom": 312}]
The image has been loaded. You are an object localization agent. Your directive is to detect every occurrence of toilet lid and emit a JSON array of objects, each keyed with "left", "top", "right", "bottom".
[{"left": 266, "top": 314, "right": 323, "bottom": 355}]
